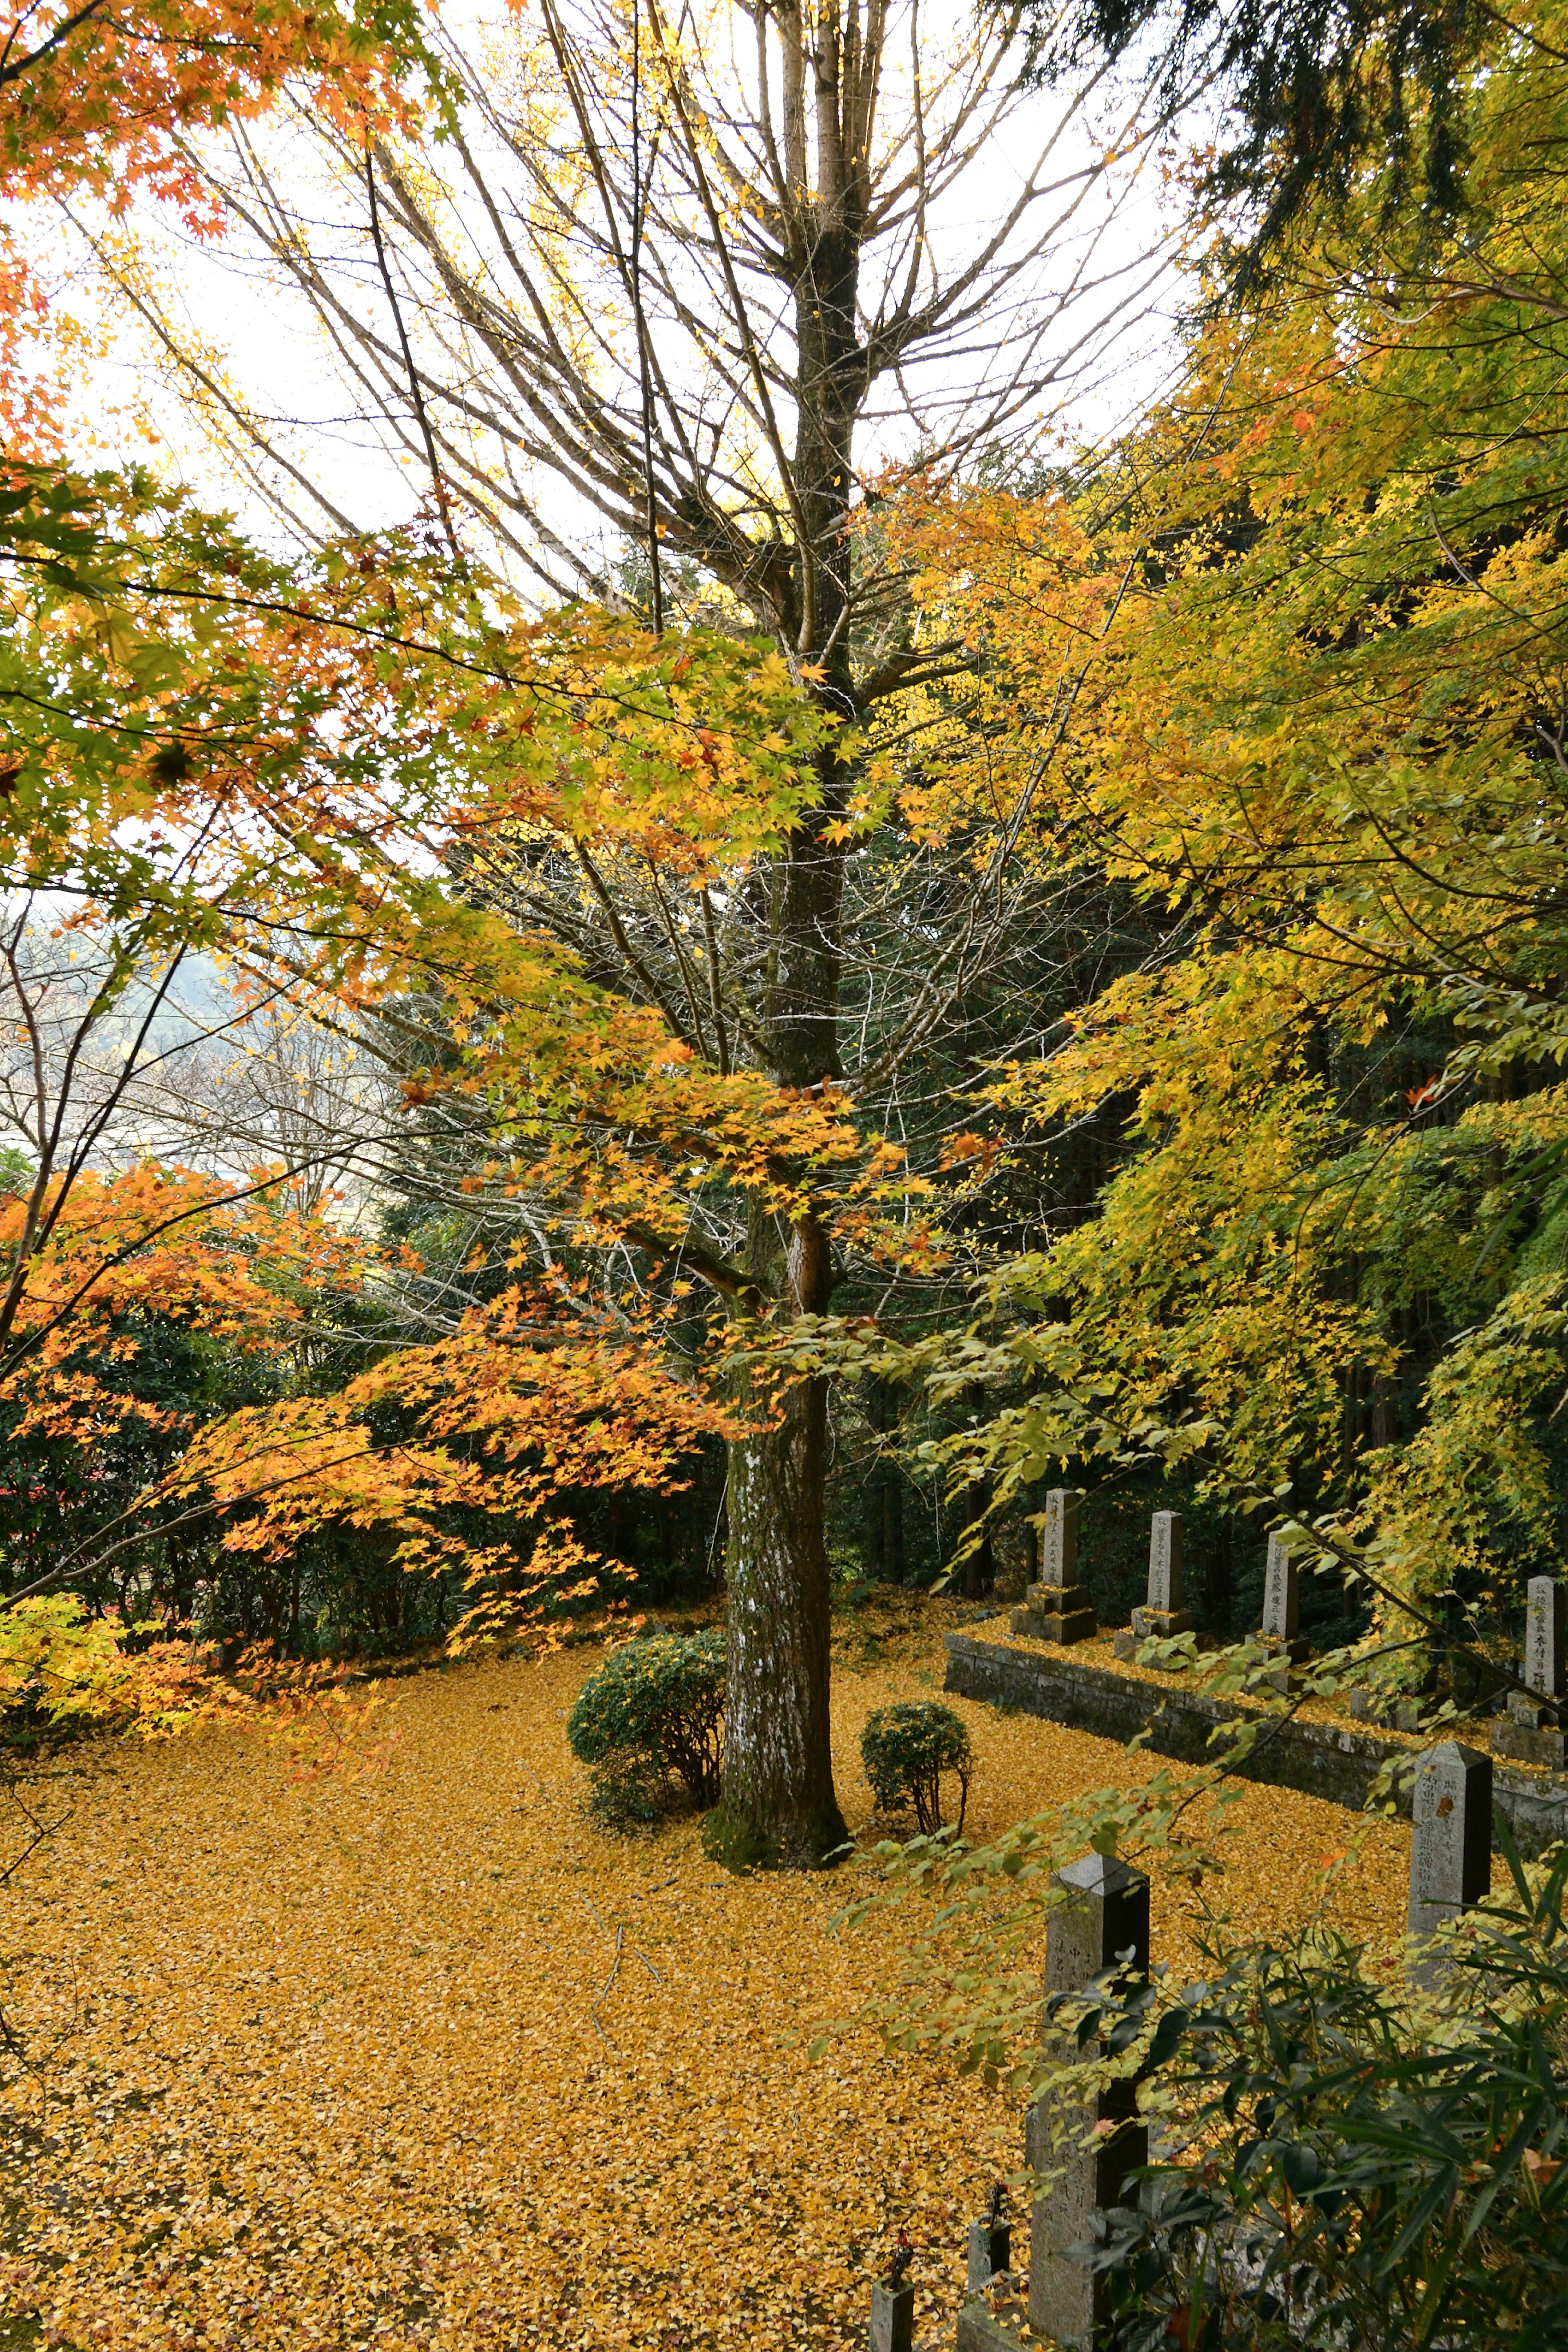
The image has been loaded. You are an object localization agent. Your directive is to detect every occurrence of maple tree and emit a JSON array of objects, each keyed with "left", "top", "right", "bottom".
[
  {"left": 0, "top": 0, "right": 439, "bottom": 458},
  {"left": 0, "top": 452, "right": 837, "bottom": 1677}
]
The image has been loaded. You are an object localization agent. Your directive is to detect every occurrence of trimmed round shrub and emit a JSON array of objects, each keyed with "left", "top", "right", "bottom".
[
  {"left": 860, "top": 1700, "right": 972, "bottom": 1834},
  {"left": 567, "top": 1629, "right": 725, "bottom": 1826}
]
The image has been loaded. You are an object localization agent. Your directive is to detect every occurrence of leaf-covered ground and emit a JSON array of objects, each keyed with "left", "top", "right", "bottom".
[{"left": 2, "top": 1602, "right": 1419, "bottom": 2350}]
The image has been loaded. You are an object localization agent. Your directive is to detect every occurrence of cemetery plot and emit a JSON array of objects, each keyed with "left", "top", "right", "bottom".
[{"left": 971, "top": 1500, "right": 1568, "bottom": 1852}]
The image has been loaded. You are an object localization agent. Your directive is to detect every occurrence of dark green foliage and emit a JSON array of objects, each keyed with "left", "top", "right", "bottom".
[
  {"left": 566, "top": 1630, "right": 725, "bottom": 1827},
  {"left": 860, "top": 1700, "right": 972, "bottom": 1833},
  {"left": 1078, "top": 1831, "right": 1568, "bottom": 2351},
  {"left": 1018, "top": 0, "right": 1487, "bottom": 278}
]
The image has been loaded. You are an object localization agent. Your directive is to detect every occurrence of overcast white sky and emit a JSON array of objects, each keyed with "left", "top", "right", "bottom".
[{"left": 18, "top": 1, "right": 1199, "bottom": 572}]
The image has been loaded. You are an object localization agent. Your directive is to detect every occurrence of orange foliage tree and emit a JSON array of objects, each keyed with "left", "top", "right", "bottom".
[
  {"left": 0, "top": 460, "right": 831, "bottom": 1700},
  {"left": 0, "top": 0, "right": 436, "bottom": 454}
]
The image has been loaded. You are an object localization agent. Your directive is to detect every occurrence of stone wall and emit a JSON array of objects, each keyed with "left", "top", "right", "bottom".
[{"left": 943, "top": 1631, "right": 1568, "bottom": 1856}]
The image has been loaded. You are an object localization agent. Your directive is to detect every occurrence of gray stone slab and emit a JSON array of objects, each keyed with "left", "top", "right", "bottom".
[
  {"left": 1408, "top": 1742, "right": 1492, "bottom": 1945},
  {"left": 1493, "top": 1716, "right": 1566, "bottom": 1769},
  {"left": 1262, "top": 1533, "right": 1301, "bottom": 1644},
  {"left": 965, "top": 2219, "right": 1011, "bottom": 2291},
  {"left": 869, "top": 2281, "right": 914, "bottom": 2352},
  {"left": 1148, "top": 1511, "right": 1184, "bottom": 1615},
  {"left": 1039, "top": 1489, "right": 1081, "bottom": 1588},
  {"left": 1047, "top": 1851, "right": 1150, "bottom": 1995},
  {"left": 1027, "top": 1853, "right": 1149, "bottom": 2350},
  {"left": 1525, "top": 1577, "right": 1568, "bottom": 1702},
  {"left": 955, "top": 2303, "right": 1027, "bottom": 2352},
  {"left": 943, "top": 1632, "right": 1568, "bottom": 1856},
  {"left": 1027, "top": 2084, "right": 1138, "bottom": 2349},
  {"left": 1011, "top": 1600, "right": 1097, "bottom": 1646}
]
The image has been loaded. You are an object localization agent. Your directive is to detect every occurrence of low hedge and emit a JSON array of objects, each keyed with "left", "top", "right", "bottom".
[
  {"left": 566, "top": 1629, "right": 725, "bottom": 1826},
  {"left": 861, "top": 1699, "right": 972, "bottom": 1834}
]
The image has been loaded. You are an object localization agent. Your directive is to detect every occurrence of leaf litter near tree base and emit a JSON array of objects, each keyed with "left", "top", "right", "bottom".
[{"left": 0, "top": 1601, "right": 1452, "bottom": 2350}]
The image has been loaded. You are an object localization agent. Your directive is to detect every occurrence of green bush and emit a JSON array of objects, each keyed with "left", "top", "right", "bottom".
[
  {"left": 1072, "top": 1831, "right": 1568, "bottom": 2352},
  {"left": 860, "top": 1700, "right": 972, "bottom": 1833},
  {"left": 566, "top": 1630, "right": 725, "bottom": 1826}
]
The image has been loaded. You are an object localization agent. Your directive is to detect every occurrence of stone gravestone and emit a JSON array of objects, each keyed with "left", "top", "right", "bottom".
[
  {"left": 1492, "top": 1578, "right": 1568, "bottom": 1769},
  {"left": 1010, "top": 1490, "right": 1096, "bottom": 1646},
  {"left": 869, "top": 2249, "right": 914, "bottom": 2352},
  {"left": 1258, "top": 1531, "right": 1309, "bottom": 1686},
  {"left": 1026, "top": 1851, "right": 1150, "bottom": 2350},
  {"left": 966, "top": 2188, "right": 1011, "bottom": 2290},
  {"left": 1115, "top": 1511, "right": 1194, "bottom": 1659},
  {"left": 1408, "top": 1741, "right": 1492, "bottom": 1987}
]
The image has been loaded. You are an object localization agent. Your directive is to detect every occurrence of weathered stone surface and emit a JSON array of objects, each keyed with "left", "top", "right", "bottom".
[
  {"left": 955, "top": 2301, "right": 1028, "bottom": 2352},
  {"left": 1027, "top": 1854, "right": 1149, "bottom": 2350},
  {"left": 1350, "top": 1690, "right": 1425, "bottom": 1731},
  {"left": 965, "top": 2220, "right": 1011, "bottom": 2291},
  {"left": 1131, "top": 1605, "right": 1193, "bottom": 1641},
  {"left": 1013, "top": 1581, "right": 1097, "bottom": 1646},
  {"left": 1046, "top": 1851, "right": 1150, "bottom": 1994},
  {"left": 1525, "top": 1576, "right": 1567, "bottom": 1702},
  {"left": 1492, "top": 1717, "right": 1567, "bottom": 1769},
  {"left": 1012, "top": 1604, "right": 1097, "bottom": 1646},
  {"left": 1408, "top": 1743, "right": 1492, "bottom": 1985},
  {"left": 1496, "top": 1583, "right": 1566, "bottom": 1763},
  {"left": 869, "top": 2281, "right": 914, "bottom": 2352},
  {"left": 1148, "top": 1512, "right": 1184, "bottom": 1615},
  {"left": 1039, "top": 1489, "right": 1082, "bottom": 1587},
  {"left": 1262, "top": 1533, "right": 1303, "bottom": 1644},
  {"left": 1025, "top": 1581, "right": 1095, "bottom": 1615},
  {"left": 943, "top": 1631, "right": 1568, "bottom": 1855}
]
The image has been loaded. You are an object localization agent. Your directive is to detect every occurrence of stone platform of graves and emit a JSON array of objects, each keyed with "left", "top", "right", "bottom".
[
  {"left": 867, "top": 1742, "right": 1500, "bottom": 2350},
  {"left": 944, "top": 1494, "right": 1568, "bottom": 1858}
]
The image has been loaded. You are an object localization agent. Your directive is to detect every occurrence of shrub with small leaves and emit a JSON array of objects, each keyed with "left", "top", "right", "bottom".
[
  {"left": 860, "top": 1700, "right": 972, "bottom": 1833},
  {"left": 567, "top": 1630, "right": 725, "bottom": 1827}
]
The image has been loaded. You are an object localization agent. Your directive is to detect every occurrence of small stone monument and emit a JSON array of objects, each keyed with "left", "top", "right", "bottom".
[
  {"left": 1491, "top": 1578, "right": 1568, "bottom": 1769},
  {"left": 1257, "top": 1530, "right": 1309, "bottom": 1684},
  {"left": 1408, "top": 1740, "right": 1492, "bottom": 1986},
  {"left": 1026, "top": 1851, "right": 1150, "bottom": 2350},
  {"left": 966, "top": 2185, "right": 1011, "bottom": 2290},
  {"left": 869, "top": 2238, "right": 914, "bottom": 2352},
  {"left": 1010, "top": 1490, "right": 1096, "bottom": 1645},
  {"left": 1115, "top": 1510, "right": 1193, "bottom": 1659}
]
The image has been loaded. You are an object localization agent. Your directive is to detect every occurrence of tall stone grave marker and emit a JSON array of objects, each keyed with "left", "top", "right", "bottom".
[
  {"left": 1011, "top": 1489, "right": 1096, "bottom": 1645},
  {"left": 1258, "top": 1531, "right": 1309, "bottom": 1684},
  {"left": 1115, "top": 1511, "right": 1194, "bottom": 1659},
  {"left": 1492, "top": 1578, "right": 1568, "bottom": 1769},
  {"left": 1026, "top": 1851, "right": 1149, "bottom": 2350},
  {"left": 1408, "top": 1741, "right": 1492, "bottom": 1988}
]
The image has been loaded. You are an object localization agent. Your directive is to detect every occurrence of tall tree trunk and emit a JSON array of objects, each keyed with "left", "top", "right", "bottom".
[
  {"left": 722, "top": 1365, "right": 845, "bottom": 1865},
  {"left": 717, "top": 39, "right": 866, "bottom": 1864},
  {"left": 957, "top": 1477, "right": 995, "bottom": 1599},
  {"left": 721, "top": 1198, "right": 848, "bottom": 1864}
]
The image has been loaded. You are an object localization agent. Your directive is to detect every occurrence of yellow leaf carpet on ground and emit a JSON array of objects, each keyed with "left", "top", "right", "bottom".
[{"left": 1, "top": 1606, "right": 1424, "bottom": 2350}]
